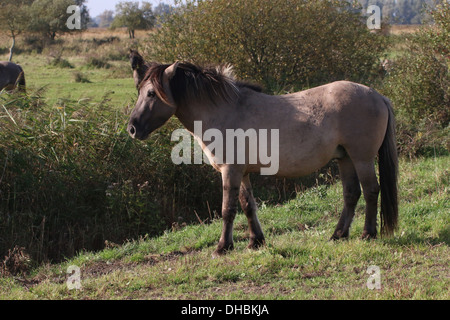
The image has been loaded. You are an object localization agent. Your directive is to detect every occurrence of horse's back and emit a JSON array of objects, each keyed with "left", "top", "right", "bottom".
[
  {"left": 246, "top": 81, "right": 390, "bottom": 176},
  {"left": 0, "top": 61, "right": 23, "bottom": 74}
]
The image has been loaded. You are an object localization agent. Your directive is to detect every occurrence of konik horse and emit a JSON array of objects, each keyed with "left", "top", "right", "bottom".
[{"left": 127, "top": 53, "right": 398, "bottom": 256}]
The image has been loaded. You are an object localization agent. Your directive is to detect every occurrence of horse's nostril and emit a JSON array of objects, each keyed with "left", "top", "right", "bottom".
[{"left": 129, "top": 125, "right": 136, "bottom": 136}]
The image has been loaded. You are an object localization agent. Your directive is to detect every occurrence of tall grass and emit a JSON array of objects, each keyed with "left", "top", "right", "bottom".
[{"left": 0, "top": 89, "right": 213, "bottom": 262}]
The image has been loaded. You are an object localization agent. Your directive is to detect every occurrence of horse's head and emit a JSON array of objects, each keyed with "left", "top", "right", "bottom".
[
  {"left": 128, "top": 59, "right": 240, "bottom": 140},
  {"left": 129, "top": 49, "right": 149, "bottom": 90},
  {"left": 129, "top": 49, "right": 143, "bottom": 70},
  {"left": 127, "top": 62, "right": 178, "bottom": 140}
]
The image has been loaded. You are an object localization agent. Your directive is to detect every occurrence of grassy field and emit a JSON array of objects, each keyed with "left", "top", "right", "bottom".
[
  {"left": 18, "top": 54, "right": 136, "bottom": 108},
  {"left": 1, "top": 28, "right": 146, "bottom": 108},
  {"left": 0, "top": 155, "right": 448, "bottom": 300},
  {"left": 11, "top": 54, "right": 137, "bottom": 107}
]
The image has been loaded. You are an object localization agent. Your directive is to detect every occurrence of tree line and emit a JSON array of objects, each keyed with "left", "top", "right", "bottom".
[
  {"left": 0, "top": 0, "right": 171, "bottom": 61},
  {"left": 358, "top": 0, "right": 435, "bottom": 24},
  {"left": 0, "top": 0, "right": 434, "bottom": 62}
]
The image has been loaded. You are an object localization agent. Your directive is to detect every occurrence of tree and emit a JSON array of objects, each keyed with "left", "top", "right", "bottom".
[
  {"left": 382, "top": 1, "right": 449, "bottom": 156},
  {"left": 97, "top": 10, "right": 115, "bottom": 28},
  {"left": 28, "top": 0, "right": 89, "bottom": 40},
  {"left": 358, "top": 0, "right": 428, "bottom": 24},
  {"left": 0, "top": 0, "right": 32, "bottom": 61},
  {"left": 154, "top": 3, "right": 175, "bottom": 25},
  {"left": 111, "top": 1, "right": 155, "bottom": 39}
]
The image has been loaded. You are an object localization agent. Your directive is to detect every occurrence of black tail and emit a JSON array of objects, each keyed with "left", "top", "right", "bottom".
[
  {"left": 378, "top": 97, "right": 398, "bottom": 236},
  {"left": 15, "top": 67, "right": 26, "bottom": 93}
]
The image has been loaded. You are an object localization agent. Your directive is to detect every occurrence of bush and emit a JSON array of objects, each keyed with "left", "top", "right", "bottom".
[
  {"left": 147, "top": 0, "right": 385, "bottom": 91},
  {"left": 382, "top": 1, "right": 449, "bottom": 157},
  {"left": 85, "top": 56, "right": 112, "bottom": 69},
  {"left": 50, "top": 57, "right": 74, "bottom": 69},
  {"left": 73, "top": 71, "right": 91, "bottom": 83}
]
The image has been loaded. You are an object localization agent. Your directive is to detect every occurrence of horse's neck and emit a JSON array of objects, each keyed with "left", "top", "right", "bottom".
[
  {"left": 133, "top": 70, "right": 139, "bottom": 87},
  {"left": 175, "top": 101, "right": 231, "bottom": 136}
]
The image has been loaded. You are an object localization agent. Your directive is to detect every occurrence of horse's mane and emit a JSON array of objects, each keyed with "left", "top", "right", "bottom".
[{"left": 141, "top": 62, "right": 262, "bottom": 107}]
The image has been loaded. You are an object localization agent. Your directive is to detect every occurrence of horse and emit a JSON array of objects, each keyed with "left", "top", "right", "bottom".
[
  {"left": 127, "top": 55, "right": 399, "bottom": 257},
  {"left": 129, "top": 49, "right": 150, "bottom": 90},
  {"left": 0, "top": 61, "right": 26, "bottom": 93}
]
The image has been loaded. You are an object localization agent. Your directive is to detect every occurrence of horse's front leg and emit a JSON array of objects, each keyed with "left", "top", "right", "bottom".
[
  {"left": 240, "top": 174, "right": 265, "bottom": 249},
  {"left": 213, "top": 166, "right": 243, "bottom": 257}
]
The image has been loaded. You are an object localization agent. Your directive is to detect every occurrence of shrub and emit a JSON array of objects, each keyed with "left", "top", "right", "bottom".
[
  {"left": 73, "top": 71, "right": 91, "bottom": 83},
  {"left": 50, "top": 57, "right": 74, "bottom": 69},
  {"left": 147, "top": 0, "right": 385, "bottom": 91},
  {"left": 382, "top": 1, "right": 449, "bottom": 157},
  {"left": 0, "top": 88, "right": 339, "bottom": 262},
  {"left": 85, "top": 56, "right": 112, "bottom": 69}
]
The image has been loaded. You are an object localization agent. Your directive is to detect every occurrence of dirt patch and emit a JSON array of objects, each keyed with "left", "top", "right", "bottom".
[
  {"left": 79, "top": 250, "right": 198, "bottom": 278},
  {"left": 9, "top": 248, "right": 200, "bottom": 290},
  {"left": 83, "top": 260, "right": 127, "bottom": 278}
]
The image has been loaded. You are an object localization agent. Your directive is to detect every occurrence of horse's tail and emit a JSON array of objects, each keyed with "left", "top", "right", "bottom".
[
  {"left": 16, "top": 67, "right": 26, "bottom": 93},
  {"left": 378, "top": 97, "right": 398, "bottom": 236}
]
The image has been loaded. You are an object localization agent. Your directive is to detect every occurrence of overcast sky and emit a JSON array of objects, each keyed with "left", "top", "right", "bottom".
[{"left": 86, "top": 0, "right": 176, "bottom": 17}]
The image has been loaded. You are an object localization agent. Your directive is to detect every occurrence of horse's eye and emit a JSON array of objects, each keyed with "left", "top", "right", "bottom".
[{"left": 147, "top": 90, "right": 156, "bottom": 98}]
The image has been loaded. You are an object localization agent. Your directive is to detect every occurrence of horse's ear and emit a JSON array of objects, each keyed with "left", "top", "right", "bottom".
[
  {"left": 164, "top": 61, "right": 180, "bottom": 81},
  {"left": 161, "top": 62, "right": 180, "bottom": 107}
]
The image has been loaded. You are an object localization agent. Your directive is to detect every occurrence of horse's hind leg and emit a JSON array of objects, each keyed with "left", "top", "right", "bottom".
[
  {"left": 331, "top": 156, "right": 361, "bottom": 240},
  {"left": 239, "top": 174, "right": 265, "bottom": 249},
  {"left": 353, "top": 160, "right": 380, "bottom": 239}
]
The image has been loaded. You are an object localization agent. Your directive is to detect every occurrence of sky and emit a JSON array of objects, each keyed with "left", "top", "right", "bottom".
[{"left": 86, "top": 0, "right": 176, "bottom": 17}]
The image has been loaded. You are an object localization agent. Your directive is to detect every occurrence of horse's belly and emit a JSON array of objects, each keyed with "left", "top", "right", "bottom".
[
  {"left": 276, "top": 156, "right": 333, "bottom": 177},
  {"left": 275, "top": 141, "right": 339, "bottom": 177}
]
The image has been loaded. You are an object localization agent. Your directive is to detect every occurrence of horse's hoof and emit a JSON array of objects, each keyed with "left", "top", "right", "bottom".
[
  {"left": 329, "top": 235, "right": 339, "bottom": 241},
  {"left": 330, "top": 230, "right": 349, "bottom": 241},
  {"left": 247, "top": 237, "right": 266, "bottom": 250},
  {"left": 211, "top": 244, "right": 233, "bottom": 258},
  {"left": 361, "top": 231, "right": 377, "bottom": 240}
]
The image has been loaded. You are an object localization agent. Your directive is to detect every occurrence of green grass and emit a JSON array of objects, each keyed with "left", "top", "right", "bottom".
[
  {"left": 1, "top": 156, "right": 448, "bottom": 300},
  {"left": 13, "top": 54, "right": 136, "bottom": 108}
]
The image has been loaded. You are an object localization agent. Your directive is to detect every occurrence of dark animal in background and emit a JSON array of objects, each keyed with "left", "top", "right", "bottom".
[
  {"left": 129, "top": 49, "right": 150, "bottom": 90},
  {"left": 0, "top": 61, "right": 26, "bottom": 93}
]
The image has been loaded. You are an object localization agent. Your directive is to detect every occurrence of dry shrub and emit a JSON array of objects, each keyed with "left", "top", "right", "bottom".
[{"left": 1, "top": 246, "right": 31, "bottom": 276}]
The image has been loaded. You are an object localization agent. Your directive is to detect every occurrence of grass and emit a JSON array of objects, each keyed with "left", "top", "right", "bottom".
[
  {"left": 14, "top": 54, "right": 136, "bottom": 108},
  {"left": 1, "top": 28, "right": 139, "bottom": 108},
  {"left": 1, "top": 155, "right": 448, "bottom": 300}
]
